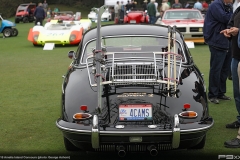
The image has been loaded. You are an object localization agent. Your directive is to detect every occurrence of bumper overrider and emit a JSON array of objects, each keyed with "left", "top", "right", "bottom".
[{"left": 56, "top": 114, "right": 213, "bottom": 155}]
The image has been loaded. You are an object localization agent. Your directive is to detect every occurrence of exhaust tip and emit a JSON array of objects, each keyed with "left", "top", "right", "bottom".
[
  {"left": 118, "top": 150, "right": 126, "bottom": 157},
  {"left": 150, "top": 149, "right": 158, "bottom": 156},
  {"left": 117, "top": 145, "right": 126, "bottom": 157},
  {"left": 147, "top": 145, "right": 158, "bottom": 156}
]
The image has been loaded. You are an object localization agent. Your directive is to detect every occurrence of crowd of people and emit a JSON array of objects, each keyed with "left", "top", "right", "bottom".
[{"left": 111, "top": 0, "right": 213, "bottom": 24}]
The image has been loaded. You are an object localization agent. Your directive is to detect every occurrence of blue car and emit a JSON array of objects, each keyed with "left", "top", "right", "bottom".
[{"left": 0, "top": 14, "right": 18, "bottom": 38}]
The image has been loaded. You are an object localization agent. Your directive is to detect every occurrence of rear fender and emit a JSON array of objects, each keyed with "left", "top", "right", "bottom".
[
  {"left": 28, "top": 28, "right": 40, "bottom": 44},
  {"left": 70, "top": 28, "right": 83, "bottom": 45}
]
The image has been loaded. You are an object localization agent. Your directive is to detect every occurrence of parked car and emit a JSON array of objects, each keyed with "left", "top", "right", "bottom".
[
  {"left": 27, "top": 20, "right": 90, "bottom": 46},
  {"left": 56, "top": 6, "right": 213, "bottom": 157},
  {"left": 15, "top": 3, "right": 36, "bottom": 23},
  {"left": 47, "top": 11, "right": 81, "bottom": 22},
  {"left": 0, "top": 14, "right": 18, "bottom": 37},
  {"left": 156, "top": 9, "right": 204, "bottom": 43},
  {"left": 88, "top": 8, "right": 112, "bottom": 21},
  {"left": 123, "top": 9, "right": 149, "bottom": 24}
]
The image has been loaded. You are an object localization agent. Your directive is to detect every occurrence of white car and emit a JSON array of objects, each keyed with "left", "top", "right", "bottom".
[
  {"left": 27, "top": 20, "right": 92, "bottom": 46},
  {"left": 88, "top": 8, "right": 112, "bottom": 21},
  {"left": 156, "top": 9, "right": 204, "bottom": 43},
  {"left": 79, "top": 19, "right": 92, "bottom": 33}
]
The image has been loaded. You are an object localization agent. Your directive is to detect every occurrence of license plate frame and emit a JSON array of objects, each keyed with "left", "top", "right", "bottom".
[
  {"left": 119, "top": 104, "right": 153, "bottom": 121},
  {"left": 130, "top": 20, "right": 136, "bottom": 23}
]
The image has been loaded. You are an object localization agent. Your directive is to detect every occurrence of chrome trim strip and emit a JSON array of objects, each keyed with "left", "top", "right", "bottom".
[
  {"left": 56, "top": 120, "right": 214, "bottom": 135},
  {"left": 56, "top": 121, "right": 91, "bottom": 133},
  {"left": 91, "top": 115, "right": 100, "bottom": 148},
  {"left": 172, "top": 114, "right": 180, "bottom": 148}
]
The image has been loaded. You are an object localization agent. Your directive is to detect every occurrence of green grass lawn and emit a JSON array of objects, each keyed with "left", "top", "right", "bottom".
[{"left": 0, "top": 8, "right": 239, "bottom": 160}]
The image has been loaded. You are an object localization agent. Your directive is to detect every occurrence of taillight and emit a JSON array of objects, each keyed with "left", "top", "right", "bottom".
[
  {"left": 69, "top": 34, "right": 76, "bottom": 42},
  {"left": 73, "top": 113, "right": 92, "bottom": 121},
  {"left": 179, "top": 111, "right": 198, "bottom": 118},
  {"left": 184, "top": 103, "right": 190, "bottom": 109},
  {"left": 80, "top": 105, "right": 88, "bottom": 111}
]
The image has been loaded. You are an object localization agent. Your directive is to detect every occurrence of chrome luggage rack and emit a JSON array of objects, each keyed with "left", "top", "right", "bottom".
[{"left": 86, "top": 51, "right": 183, "bottom": 89}]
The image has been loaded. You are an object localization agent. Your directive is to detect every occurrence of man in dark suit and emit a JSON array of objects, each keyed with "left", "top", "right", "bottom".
[{"left": 33, "top": 3, "right": 45, "bottom": 26}]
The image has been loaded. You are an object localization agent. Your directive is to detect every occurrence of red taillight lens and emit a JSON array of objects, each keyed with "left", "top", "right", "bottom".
[
  {"left": 80, "top": 105, "right": 88, "bottom": 111},
  {"left": 184, "top": 103, "right": 190, "bottom": 109}
]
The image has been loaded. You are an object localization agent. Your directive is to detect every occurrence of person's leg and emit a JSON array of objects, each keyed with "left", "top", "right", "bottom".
[
  {"left": 218, "top": 48, "right": 232, "bottom": 98},
  {"left": 231, "top": 58, "right": 240, "bottom": 123},
  {"left": 226, "top": 58, "right": 240, "bottom": 128},
  {"left": 39, "top": 18, "right": 43, "bottom": 26},
  {"left": 208, "top": 46, "right": 226, "bottom": 102},
  {"left": 35, "top": 18, "right": 40, "bottom": 25}
]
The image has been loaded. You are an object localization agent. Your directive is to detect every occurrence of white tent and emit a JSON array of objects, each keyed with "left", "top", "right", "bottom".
[{"left": 104, "top": 0, "right": 129, "bottom": 6}]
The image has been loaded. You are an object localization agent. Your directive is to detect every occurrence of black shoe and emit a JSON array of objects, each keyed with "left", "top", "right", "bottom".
[
  {"left": 226, "top": 121, "right": 240, "bottom": 129},
  {"left": 209, "top": 98, "right": 219, "bottom": 104},
  {"left": 224, "top": 138, "right": 240, "bottom": 148},
  {"left": 218, "top": 95, "right": 231, "bottom": 100}
]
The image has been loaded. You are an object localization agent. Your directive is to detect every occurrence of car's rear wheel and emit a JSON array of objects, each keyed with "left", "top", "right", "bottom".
[
  {"left": 23, "top": 17, "right": 29, "bottom": 23},
  {"left": 64, "top": 137, "right": 80, "bottom": 151},
  {"left": 3, "top": 28, "right": 12, "bottom": 37},
  {"left": 189, "top": 135, "right": 206, "bottom": 149},
  {"left": 11, "top": 28, "right": 18, "bottom": 37}
]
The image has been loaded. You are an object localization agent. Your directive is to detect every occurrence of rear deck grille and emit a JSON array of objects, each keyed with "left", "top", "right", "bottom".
[{"left": 110, "top": 64, "right": 157, "bottom": 82}]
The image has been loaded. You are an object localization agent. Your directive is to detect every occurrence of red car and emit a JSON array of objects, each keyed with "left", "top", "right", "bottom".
[
  {"left": 15, "top": 3, "right": 36, "bottom": 23},
  {"left": 123, "top": 10, "right": 149, "bottom": 24}
]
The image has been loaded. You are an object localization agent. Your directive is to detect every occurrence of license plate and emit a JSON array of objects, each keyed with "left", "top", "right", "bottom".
[
  {"left": 130, "top": 20, "right": 136, "bottom": 23},
  {"left": 119, "top": 104, "right": 153, "bottom": 121}
]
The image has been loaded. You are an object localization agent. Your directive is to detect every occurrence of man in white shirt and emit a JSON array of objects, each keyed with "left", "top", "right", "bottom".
[
  {"left": 160, "top": 0, "right": 170, "bottom": 16},
  {"left": 114, "top": 1, "right": 120, "bottom": 19}
]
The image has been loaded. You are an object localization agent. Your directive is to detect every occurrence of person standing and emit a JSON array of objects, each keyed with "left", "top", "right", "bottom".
[
  {"left": 33, "top": 3, "right": 45, "bottom": 26},
  {"left": 203, "top": 0, "right": 233, "bottom": 104},
  {"left": 114, "top": 1, "right": 120, "bottom": 20},
  {"left": 126, "top": 0, "right": 131, "bottom": 11},
  {"left": 42, "top": 0, "right": 48, "bottom": 17},
  {"left": 142, "top": 0, "right": 148, "bottom": 11},
  {"left": 193, "top": 0, "right": 203, "bottom": 11},
  {"left": 147, "top": 0, "right": 156, "bottom": 24},
  {"left": 202, "top": 0, "right": 209, "bottom": 10},
  {"left": 160, "top": 0, "right": 170, "bottom": 16},
  {"left": 172, "top": 0, "right": 183, "bottom": 8},
  {"left": 220, "top": 3, "right": 240, "bottom": 148},
  {"left": 131, "top": 0, "right": 136, "bottom": 10}
]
